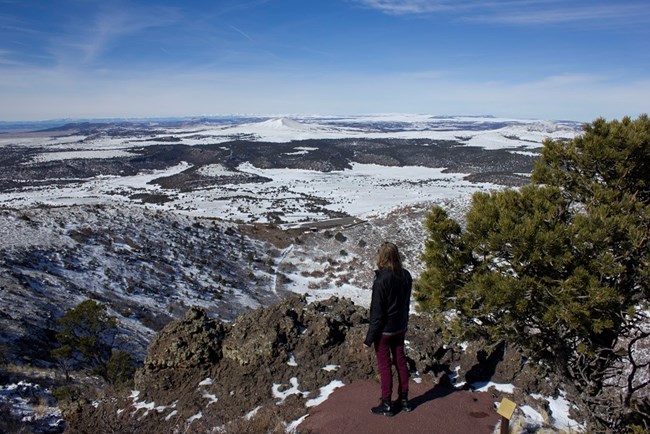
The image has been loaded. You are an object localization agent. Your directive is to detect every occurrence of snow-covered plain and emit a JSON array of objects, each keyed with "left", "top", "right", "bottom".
[{"left": 0, "top": 114, "right": 579, "bottom": 222}]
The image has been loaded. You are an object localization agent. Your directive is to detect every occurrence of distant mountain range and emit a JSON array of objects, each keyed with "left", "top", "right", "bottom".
[{"left": 0, "top": 114, "right": 582, "bottom": 134}]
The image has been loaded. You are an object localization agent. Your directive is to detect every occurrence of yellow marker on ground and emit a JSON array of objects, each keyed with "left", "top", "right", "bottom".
[
  {"left": 497, "top": 398, "right": 517, "bottom": 434},
  {"left": 496, "top": 397, "right": 517, "bottom": 420}
]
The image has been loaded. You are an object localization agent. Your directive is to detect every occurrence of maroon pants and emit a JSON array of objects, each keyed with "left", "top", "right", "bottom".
[{"left": 373, "top": 331, "right": 409, "bottom": 400}]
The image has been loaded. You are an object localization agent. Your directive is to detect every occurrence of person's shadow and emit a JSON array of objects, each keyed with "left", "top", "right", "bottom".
[{"left": 393, "top": 373, "right": 457, "bottom": 414}]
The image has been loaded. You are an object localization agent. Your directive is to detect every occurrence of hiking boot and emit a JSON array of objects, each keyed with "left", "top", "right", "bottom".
[
  {"left": 371, "top": 398, "right": 393, "bottom": 417},
  {"left": 399, "top": 392, "right": 412, "bottom": 412}
]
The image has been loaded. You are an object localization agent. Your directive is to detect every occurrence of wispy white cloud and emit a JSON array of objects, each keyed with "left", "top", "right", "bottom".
[
  {"left": 230, "top": 25, "right": 254, "bottom": 42},
  {"left": 355, "top": 0, "right": 453, "bottom": 14},
  {"left": 355, "top": 0, "right": 556, "bottom": 15},
  {"left": 0, "top": 12, "right": 41, "bottom": 34},
  {"left": 49, "top": 5, "right": 179, "bottom": 65},
  {"left": 0, "top": 49, "right": 23, "bottom": 66},
  {"left": 355, "top": 0, "right": 650, "bottom": 25},
  {"left": 471, "top": 4, "right": 650, "bottom": 25}
]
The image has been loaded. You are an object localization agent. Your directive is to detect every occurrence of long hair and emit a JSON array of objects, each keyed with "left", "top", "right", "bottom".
[{"left": 376, "top": 242, "right": 403, "bottom": 272}]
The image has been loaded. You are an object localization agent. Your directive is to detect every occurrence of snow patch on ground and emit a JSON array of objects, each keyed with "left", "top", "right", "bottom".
[
  {"left": 0, "top": 381, "right": 63, "bottom": 431},
  {"left": 0, "top": 162, "right": 192, "bottom": 209},
  {"left": 520, "top": 405, "right": 546, "bottom": 427},
  {"left": 471, "top": 381, "right": 516, "bottom": 394},
  {"left": 305, "top": 380, "right": 345, "bottom": 407},
  {"left": 285, "top": 414, "right": 309, "bottom": 433},
  {"left": 197, "top": 164, "right": 238, "bottom": 177},
  {"left": 232, "top": 161, "right": 498, "bottom": 222},
  {"left": 531, "top": 390, "right": 585, "bottom": 432}
]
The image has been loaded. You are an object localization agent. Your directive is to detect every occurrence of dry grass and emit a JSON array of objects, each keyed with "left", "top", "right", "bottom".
[
  {"left": 32, "top": 396, "right": 52, "bottom": 417},
  {"left": 2, "top": 363, "right": 60, "bottom": 381}
]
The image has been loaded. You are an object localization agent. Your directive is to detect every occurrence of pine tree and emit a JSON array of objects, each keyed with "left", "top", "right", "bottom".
[
  {"left": 415, "top": 115, "right": 649, "bottom": 432},
  {"left": 51, "top": 300, "right": 123, "bottom": 381}
]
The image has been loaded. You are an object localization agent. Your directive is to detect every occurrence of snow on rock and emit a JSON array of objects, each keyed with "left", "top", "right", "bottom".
[
  {"left": 305, "top": 380, "right": 345, "bottom": 407},
  {"left": 321, "top": 365, "right": 340, "bottom": 372},
  {"left": 198, "top": 378, "right": 213, "bottom": 387},
  {"left": 449, "top": 365, "right": 465, "bottom": 388},
  {"left": 131, "top": 398, "right": 157, "bottom": 417},
  {"left": 244, "top": 406, "right": 263, "bottom": 420},
  {"left": 287, "top": 352, "right": 298, "bottom": 367},
  {"left": 272, "top": 377, "right": 305, "bottom": 405},
  {"left": 202, "top": 392, "right": 218, "bottom": 405},
  {"left": 187, "top": 412, "right": 203, "bottom": 423},
  {"left": 173, "top": 352, "right": 222, "bottom": 412}
]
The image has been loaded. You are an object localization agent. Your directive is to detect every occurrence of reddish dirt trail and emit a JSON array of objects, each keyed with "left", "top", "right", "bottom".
[{"left": 298, "top": 379, "right": 500, "bottom": 434}]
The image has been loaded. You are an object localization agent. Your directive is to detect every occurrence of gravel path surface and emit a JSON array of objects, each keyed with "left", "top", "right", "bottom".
[{"left": 298, "top": 379, "right": 499, "bottom": 434}]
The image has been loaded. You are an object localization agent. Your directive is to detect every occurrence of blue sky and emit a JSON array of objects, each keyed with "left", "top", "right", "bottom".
[{"left": 1, "top": 0, "right": 649, "bottom": 121}]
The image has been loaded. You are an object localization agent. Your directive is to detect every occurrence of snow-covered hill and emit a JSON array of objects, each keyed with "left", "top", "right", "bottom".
[
  {"left": 0, "top": 205, "right": 284, "bottom": 362},
  {"left": 0, "top": 114, "right": 580, "bottom": 149}
]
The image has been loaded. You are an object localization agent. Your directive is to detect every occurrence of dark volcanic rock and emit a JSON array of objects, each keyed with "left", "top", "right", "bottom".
[
  {"left": 140, "top": 306, "right": 226, "bottom": 371},
  {"left": 62, "top": 296, "right": 385, "bottom": 432},
  {"left": 62, "top": 295, "right": 543, "bottom": 433}
]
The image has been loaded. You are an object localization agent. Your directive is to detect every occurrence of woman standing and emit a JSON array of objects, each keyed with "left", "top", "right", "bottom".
[{"left": 363, "top": 242, "right": 413, "bottom": 416}]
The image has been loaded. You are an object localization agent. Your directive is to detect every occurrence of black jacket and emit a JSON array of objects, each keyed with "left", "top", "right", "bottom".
[{"left": 364, "top": 268, "right": 412, "bottom": 346}]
